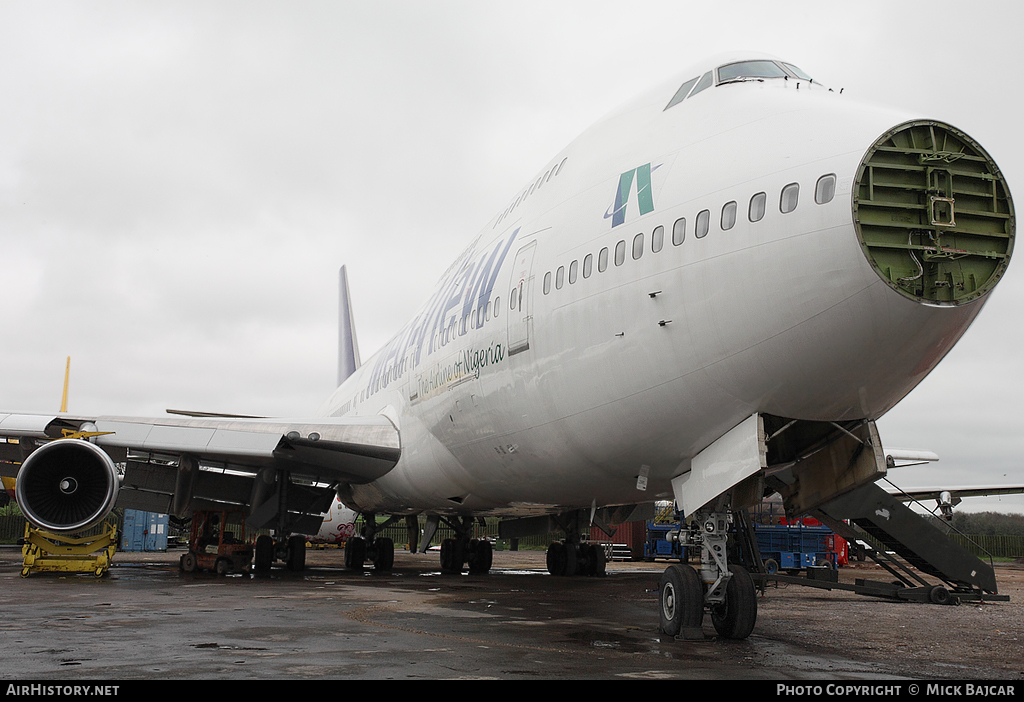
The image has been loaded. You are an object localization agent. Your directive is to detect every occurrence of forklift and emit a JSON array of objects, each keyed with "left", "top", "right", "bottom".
[{"left": 179, "top": 510, "right": 254, "bottom": 575}]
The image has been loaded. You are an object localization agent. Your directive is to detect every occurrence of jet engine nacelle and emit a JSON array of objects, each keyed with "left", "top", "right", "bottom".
[{"left": 15, "top": 439, "right": 120, "bottom": 533}]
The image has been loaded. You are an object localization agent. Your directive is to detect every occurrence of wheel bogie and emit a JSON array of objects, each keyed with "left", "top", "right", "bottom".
[{"left": 547, "top": 541, "right": 606, "bottom": 577}]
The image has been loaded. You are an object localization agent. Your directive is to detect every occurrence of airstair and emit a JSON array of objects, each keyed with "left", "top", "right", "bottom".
[{"left": 757, "top": 481, "right": 1007, "bottom": 604}]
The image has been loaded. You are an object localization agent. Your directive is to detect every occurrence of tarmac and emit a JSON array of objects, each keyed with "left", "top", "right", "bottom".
[{"left": 0, "top": 544, "right": 1021, "bottom": 681}]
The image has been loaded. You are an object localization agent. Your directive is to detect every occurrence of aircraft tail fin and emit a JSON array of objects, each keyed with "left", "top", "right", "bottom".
[
  {"left": 338, "top": 265, "right": 361, "bottom": 385},
  {"left": 59, "top": 356, "right": 70, "bottom": 413}
]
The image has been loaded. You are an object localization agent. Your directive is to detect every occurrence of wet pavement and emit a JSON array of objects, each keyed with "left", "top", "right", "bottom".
[{"left": 0, "top": 546, "right": 1018, "bottom": 680}]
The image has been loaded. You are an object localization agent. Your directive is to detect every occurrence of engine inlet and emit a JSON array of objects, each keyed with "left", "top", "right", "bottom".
[{"left": 15, "top": 439, "right": 120, "bottom": 533}]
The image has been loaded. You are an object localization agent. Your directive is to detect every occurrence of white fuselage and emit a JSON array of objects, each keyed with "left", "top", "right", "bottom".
[{"left": 318, "top": 58, "right": 998, "bottom": 517}]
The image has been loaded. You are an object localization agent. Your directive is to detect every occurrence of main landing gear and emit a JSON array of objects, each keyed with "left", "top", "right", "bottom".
[
  {"left": 253, "top": 533, "right": 307, "bottom": 573},
  {"left": 657, "top": 509, "right": 757, "bottom": 640},
  {"left": 413, "top": 514, "right": 493, "bottom": 574},
  {"left": 344, "top": 513, "right": 397, "bottom": 572},
  {"left": 438, "top": 516, "right": 492, "bottom": 575},
  {"left": 545, "top": 511, "right": 607, "bottom": 577}
]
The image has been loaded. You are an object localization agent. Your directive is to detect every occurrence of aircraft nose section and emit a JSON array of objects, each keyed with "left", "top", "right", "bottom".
[{"left": 852, "top": 120, "right": 1014, "bottom": 305}]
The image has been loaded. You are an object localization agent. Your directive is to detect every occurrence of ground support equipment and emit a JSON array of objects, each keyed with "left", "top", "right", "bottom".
[
  {"left": 179, "top": 510, "right": 254, "bottom": 575},
  {"left": 758, "top": 482, "right": 1009, "bottom": 604},
  {"left": 21, "top": 522, "right": 118, "bottom": 577}
]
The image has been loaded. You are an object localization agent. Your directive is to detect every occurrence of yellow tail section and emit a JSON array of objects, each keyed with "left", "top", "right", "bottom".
[{"left": 59, "top": 355, "right": 70, "bottom": 413}]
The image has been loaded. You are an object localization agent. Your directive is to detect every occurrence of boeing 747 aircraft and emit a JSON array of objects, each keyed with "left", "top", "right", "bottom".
[{"left": 0, "top": 52, "right": 1013, "bottom": 639}]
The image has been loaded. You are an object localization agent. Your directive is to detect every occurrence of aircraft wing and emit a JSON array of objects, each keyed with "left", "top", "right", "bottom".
[
  {"left": 0, "top": 412, "right": 400, "bottom": 534},
  {"left": 887, "top": 485, "right": 1024, "bottom": 503},
  {"left": 884, "top": 483, "right": 1024, "bottom": 519}
]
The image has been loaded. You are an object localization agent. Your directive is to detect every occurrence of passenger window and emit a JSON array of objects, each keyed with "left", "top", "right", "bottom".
[
  {"left": 543, "top": 272, "right": 552, "bottom": 295},
  {"left": 781, "top": 183, "right": 799, "bottom": 214},
  {"left": 749, "top": 192, "right": 766, "bottom": 222},
  {"left": 632, "top": 233, "right": 644, "bottom": 260},
  {"left": 493, "top": 297, "right": 500, "bottom": 317},
  {"left": 696, "top": 210, "right": 710, "bottom": 238},
  {"left": 721, "top": 201, "right": 737, "bottom": 230},
  {"left": 510, "top": 288, "right": 518, "bottom": 310},
  {"left": 556, "top": 266, "right": 565, "bottom": 290},
  {"left": 614, "top": 240, "right": 626, "bottom": 266},
  {"left": 815, "top": 174, "right": 836, "bottom": 204},
  {"left": 599, "top": 247, "right": 609, "bottom": 272},
  {"left": 652, "top": 225, "right": 664, "bottom": 253},
  {"left": 672, "top": 218, "right": 686, "bottom": 245},
  {"left": 583, "top": 253, "right": 593, "bottom": 278},
  {"left": 569, "top": 259, "right": 578, "bottom": 284}
]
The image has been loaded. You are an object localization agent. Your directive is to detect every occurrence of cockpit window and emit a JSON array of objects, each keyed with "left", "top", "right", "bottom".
[
  {"left": 782, "top": 63, "right": 812, "bottom": 81},
  {"left": 665, "top": 76, "right": 701, "bottom": 111},
  {"left": 718, "top": 60, "right": 789, "bottom": 83},
  {"left": 666, "top": 60, "right": 816, "bottom": 112},
  {"left": 689, "top": 71, "right": 713, "bottom": 98},
  {"left": 664, "top": 71, "right": 713, "bottom": 111}
]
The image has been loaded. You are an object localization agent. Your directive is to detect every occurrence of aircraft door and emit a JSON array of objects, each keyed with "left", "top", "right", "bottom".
[{"left": 507, "top": 242, "right": 537, "bottom": 356}]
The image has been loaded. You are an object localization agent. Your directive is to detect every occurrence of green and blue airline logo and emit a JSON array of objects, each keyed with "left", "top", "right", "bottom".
[{"left": 605, "top": 162, "right": 660, "bottom": 228}]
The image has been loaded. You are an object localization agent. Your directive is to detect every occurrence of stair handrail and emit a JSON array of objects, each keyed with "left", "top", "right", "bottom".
[{"left": 880, "top": 477, "right": 997, "bottom": 573}]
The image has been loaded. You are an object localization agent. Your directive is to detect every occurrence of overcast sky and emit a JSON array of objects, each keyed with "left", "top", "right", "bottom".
[{"left": 1, "top": 1, "right": 1022, "bottom": 514}]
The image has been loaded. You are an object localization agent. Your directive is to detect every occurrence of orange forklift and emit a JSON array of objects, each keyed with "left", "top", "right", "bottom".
[{"left": 179, "top": 510, "right": 254, "bottom": 575}]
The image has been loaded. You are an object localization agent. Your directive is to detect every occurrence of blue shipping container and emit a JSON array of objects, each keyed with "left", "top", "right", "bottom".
[{"left": 121, "top": 509, "right": 170, "bottom": 551}]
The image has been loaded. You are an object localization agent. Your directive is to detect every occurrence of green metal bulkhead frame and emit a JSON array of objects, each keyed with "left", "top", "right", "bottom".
[{"left": 853, "top": 121, "right": 1014, "bottom": 305}]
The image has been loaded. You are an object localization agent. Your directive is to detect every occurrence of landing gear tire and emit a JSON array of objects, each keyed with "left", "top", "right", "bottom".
[
  {"left": 467, "top": 539, "right": 493, "bottom": 574},
  {"left": 546, "top": 541, "right": 578, "bottom": 576},
  {"left": 254, "top": 535, "right": 274, "bottom": 573},
  {"left": 286, "top": 535, "right": 306, "bottom": 572},
  {"left": 373, "top": 537, "right": 395, "bottom": 571},
  {"left": 659, "top": 564, "right": 703, "bottom": 637},
  {"left": 440, "top": 538, "right": 465, "bottom": 574},
  {"left": 586, "top": 543, "right": 607, "bottom": 577},
  {"left": 710, "top": 564, "right": 757, "bottom": 640},
  {"left": 345, "top": 536, "right": 366, "bottom": 571}
]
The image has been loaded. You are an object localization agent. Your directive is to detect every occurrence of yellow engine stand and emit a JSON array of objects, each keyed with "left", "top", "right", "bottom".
[{"left": 21, "top": 522, "right": 118, "bottom": 578}]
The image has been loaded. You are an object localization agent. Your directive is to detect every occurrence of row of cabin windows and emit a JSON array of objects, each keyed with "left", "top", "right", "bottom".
[
  {"left": 496, "top": 156, "right": 569, "bottom": 228},
  {"left": 434, "top": 295, "right": 501, "bottom": 350},
  {"left": 542, "top": 174, "right": 837, "bottom": 295}
]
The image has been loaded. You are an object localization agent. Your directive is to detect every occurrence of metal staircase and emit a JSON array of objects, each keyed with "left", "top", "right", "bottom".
[{"left": 809, "top": 481, "right": 1004, "bottom": 603}]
